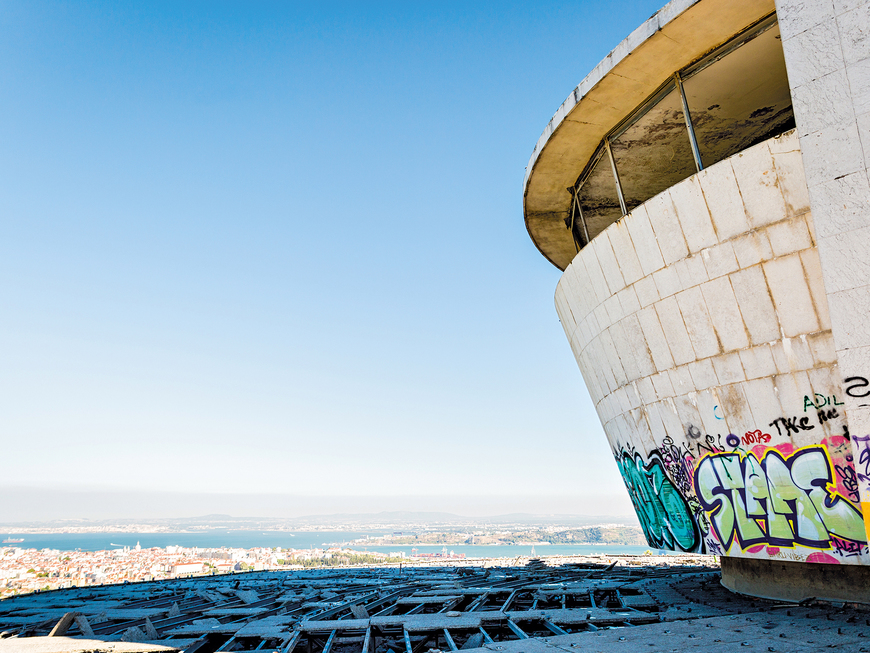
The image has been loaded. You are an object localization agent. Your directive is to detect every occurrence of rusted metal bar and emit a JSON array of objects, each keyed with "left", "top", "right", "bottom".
[
  {"left": 505, "top": 619, "right": 528, "bottom": 639},
  {"left": 442, "top": 629, "right": 458, "bottom": 652}
]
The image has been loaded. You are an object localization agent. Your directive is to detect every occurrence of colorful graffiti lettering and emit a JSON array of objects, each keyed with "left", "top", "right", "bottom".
[
  {"left": 614, "top": 448, "right": 702, "bottom": 553},
  {"left": 693, "top": 445, "right": 866, "bottom": 553},
  {"left": 657, "top": 436, "right": 710, "bottom": 537}
]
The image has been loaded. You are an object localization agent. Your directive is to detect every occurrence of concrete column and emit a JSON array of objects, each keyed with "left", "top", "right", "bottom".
[{"left": 776, "top": 0, "right": 870, "bottom": 537}]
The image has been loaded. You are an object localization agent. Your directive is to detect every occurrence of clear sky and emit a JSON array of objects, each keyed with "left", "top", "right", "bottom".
[{"left": 0, "top": 0, "right": 665, "bottom": 521}]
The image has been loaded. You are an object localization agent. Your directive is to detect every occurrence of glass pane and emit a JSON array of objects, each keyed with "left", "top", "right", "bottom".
[
  {"left": 609, "top": 85, "right": 697, "bottom": 212},
  {"left": 683, "top": 23, "right": 794, "bottom": 167},
  {"left": 576, "top": 150, "right": 622, "bottom": 241}
]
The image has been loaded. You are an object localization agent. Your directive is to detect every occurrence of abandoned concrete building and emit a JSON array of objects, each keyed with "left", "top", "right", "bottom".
[
  {"left": 8, "top": 0, "right": 870, "bottom": 650},
  {"left": 523, "top": 0, "right": 870, "bottom": 600}
]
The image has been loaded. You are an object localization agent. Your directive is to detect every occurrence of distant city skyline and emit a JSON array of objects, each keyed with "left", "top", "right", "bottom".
[{"left": 1, "top": 1, "right": 662, "bottom": 514}]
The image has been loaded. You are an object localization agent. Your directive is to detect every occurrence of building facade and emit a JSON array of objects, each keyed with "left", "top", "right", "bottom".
[{"left": 523, "top": 0, "right": 870, "bottom": 601}]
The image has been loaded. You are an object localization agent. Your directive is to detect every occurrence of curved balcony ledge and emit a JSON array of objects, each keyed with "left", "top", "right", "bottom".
[{"left": 523, "top": 0, "right": 775, "bottom": 270}]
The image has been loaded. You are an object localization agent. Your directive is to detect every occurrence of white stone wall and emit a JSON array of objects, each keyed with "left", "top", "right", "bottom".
[
  {"left": 776, "top": 0, "right": 870, "bottom": 530},
  {"left": 556, "top": 130, "right": 868, "bottom": 563}
]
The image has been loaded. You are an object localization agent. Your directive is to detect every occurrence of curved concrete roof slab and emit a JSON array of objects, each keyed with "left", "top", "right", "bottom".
[{"left": 522, "top": 0, "right": 775, "bottom": 270}]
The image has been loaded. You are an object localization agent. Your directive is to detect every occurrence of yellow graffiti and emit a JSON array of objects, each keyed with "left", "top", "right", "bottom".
[{"left": 693, "top": 445, "right": 866, "bottom": 554}]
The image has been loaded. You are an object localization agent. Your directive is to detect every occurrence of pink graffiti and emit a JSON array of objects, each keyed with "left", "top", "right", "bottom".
[
  {"left": 822, "top": 435, "right": 860, "bottom": 503},
  {"left": 825, "top": 435, "right": 850, "bottom": 449},
  {"left": 750, "top": 441, "right": 795, "bottom": 458},
  {"left": 807, "top": 552, "right": 841, "bottom": 564}
]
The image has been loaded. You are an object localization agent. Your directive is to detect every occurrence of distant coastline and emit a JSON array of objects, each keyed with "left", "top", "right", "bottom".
[{"left": 0, "top": 529, "right": 649, "bottom": 555}]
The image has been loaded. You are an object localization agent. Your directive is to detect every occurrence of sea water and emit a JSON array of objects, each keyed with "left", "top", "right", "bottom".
[{"left": 0, "top": 531, "right": 653, "bottom": 556}]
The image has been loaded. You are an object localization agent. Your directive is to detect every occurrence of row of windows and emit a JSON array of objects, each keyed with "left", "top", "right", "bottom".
[{"left": 567, "top": 13, "right": 794, "bottom": 250}]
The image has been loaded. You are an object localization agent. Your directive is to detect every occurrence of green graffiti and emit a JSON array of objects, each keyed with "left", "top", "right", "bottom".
[{"left": 615, "top": 449, "right": 701, "bottom": 552}]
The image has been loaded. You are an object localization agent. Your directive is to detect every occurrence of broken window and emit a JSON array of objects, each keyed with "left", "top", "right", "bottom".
[{"left": 570, "top": 13, "right": 791, "bottom": 248}]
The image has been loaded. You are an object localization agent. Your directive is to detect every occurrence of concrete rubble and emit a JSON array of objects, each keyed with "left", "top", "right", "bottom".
[{"left": 0, "top": 556, "right": 868, "bottom": 652}]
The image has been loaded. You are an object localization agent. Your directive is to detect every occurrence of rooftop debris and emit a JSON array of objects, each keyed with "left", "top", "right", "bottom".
[{"left": 0, "top": 556, "right": 867, "bottom": 653}]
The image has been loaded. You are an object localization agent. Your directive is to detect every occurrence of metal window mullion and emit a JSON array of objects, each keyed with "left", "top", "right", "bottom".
[
  {"left": 604, "top": 139, "right": 628, "bottom": 216},
  {"left": 575, "top": 194, "right": 590, "bottom": 245},
  {"left": 674, "top": 71, "right": 704, "bottom": 173},
  {"left": 568, "top": 192, "right": 580, "bottom": 253}
]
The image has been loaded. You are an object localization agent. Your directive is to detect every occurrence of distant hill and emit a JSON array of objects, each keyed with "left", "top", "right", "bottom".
[{"left": 0, "top": 510, "right": 639, "bottom": 531}]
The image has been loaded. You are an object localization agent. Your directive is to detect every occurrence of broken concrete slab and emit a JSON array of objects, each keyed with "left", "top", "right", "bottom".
[{"left": 0, "top": 637, "right": 181, "bottom": 653}]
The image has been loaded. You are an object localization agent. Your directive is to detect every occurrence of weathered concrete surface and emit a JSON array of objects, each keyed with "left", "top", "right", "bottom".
[
  {"left": 0, "top": 637, "right": 180, "bottom": 653},
  {"left": 776, "top": 0, "right": 870, "bottom": 550},
  {"left": 461, "top": 610, "right": 870, "bottom": 653},
  {"left": 722, "top": 556, "right": 870, "bottom": 603},
  {"left": 552, "top": 129, "right": 867, "bottom": 575}
]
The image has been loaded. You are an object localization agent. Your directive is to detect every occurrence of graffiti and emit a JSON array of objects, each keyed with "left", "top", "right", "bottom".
[
  {"left": 693, "top": 445, "right": 866, "bottom": 553},
  {"left": 835, "top": 462, "right": 860, "bottom": 503},
  {"left": 677, "top": 430, "right": 726, "bottom": 458},
  {"left": 615, "top": 447, "right": 702, "bottom": 553},
  {"left": 742, "top": 429, "right": 772, "bottom": 446},
  {"left": 845, "top": 376, "right": 870, "bottom": 398},
  {"left": 713, "top": 405, "right": 724, "bottom": 420},
  {"left": 658, "top": 436, "right": 694, "bottom": 495},
  {"left": 831, "top": 535, "right": 867, "bottom": 558},
  {"left": 769, "top": 548, "right": 806, "bottom": 562},
  {"left": 803, "top": 393, "right": 844, "bottom": 412},
  {"left": 769, "top": 415, "right": 815, "bottom": 436},
  {"left": 817, "top": 407, "right": 840, "bottom": 424},
  {"left": 658, "top": 436, "right": 710, "bottom": 537},
  {"left": 854, "top": 434, "right": 870, "bottom": 483}
]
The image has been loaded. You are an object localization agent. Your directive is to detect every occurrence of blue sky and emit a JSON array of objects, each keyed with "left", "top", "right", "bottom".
[{"left": 0, "top": 0, "right": 664, "bottom": 520}]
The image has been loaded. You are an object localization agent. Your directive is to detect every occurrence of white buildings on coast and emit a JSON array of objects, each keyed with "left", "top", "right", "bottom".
[{"left": 0, "top": 544, "right": 393, "bottom": 597}]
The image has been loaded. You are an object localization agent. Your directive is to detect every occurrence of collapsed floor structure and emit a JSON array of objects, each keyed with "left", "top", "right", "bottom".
[{"left": 1, "top": 559, "right": 870, "bottom": 653}]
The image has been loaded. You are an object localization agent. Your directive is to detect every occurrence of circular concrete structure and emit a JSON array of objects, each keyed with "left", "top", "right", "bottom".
[{"left": 524, "top": 0, "right": 870, "bottom": 602}]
